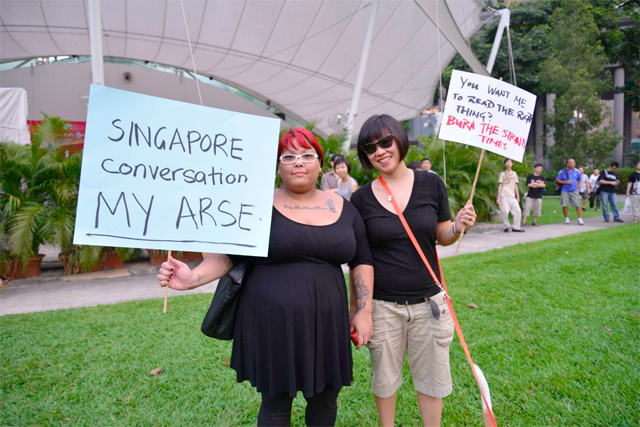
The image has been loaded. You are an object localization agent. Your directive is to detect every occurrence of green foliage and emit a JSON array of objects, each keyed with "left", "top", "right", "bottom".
[
  {"left": 444, "top": 0, "right": 560, "bottom": 94},
  {"left": 0, "top": 116, "right": 83, "bottom": 268},
  {"left": 591, "top": 0, "right": 640, "bottom": 111},
  {"left": 540, "top": 0, "right": 621, "bottom": 169},
  {"left": 443, "top": 0, "right": 638, "bottom": 168},
  {"left": 0, "top": 115, "right": 140, "bottom": 274},
  {"left": 1, "top": 226, "right": 638, "bottom": 426},
  {"left": 404, "top": 136, "right": 506, "bottom": 221}
]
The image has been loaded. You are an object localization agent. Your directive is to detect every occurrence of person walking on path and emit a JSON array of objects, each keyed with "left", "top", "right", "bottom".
[
  {"left": 588, "top": 168, "right": 601, "bottom": 211},
  {"left": 555, "top": 159, "right": 585, "bottom": 225},
  {"left": 579, "top": 167, "right": 590, "bottom": 210},
  {"left": 626, "top": 161, "right": 640, "bottom": 223},
  {"left": 498, "top": 158, "right": 524, "bottom": 233},
  {"left": 598, "top": 162, "right": 623, "bottom": 223},
  {"left": 522, "top": 163, "right": 546, "bottom": 226}
]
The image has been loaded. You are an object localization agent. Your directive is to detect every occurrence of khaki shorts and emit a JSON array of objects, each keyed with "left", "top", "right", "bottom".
[
  {"left": 524, "top": 197, "right": 542, "bottom": 217},
  {"left": 561, "top": 191, "right": 581, "bottom": 208},
  {"left": 366, "top": 292, "right": 454, "bottom": 399}
]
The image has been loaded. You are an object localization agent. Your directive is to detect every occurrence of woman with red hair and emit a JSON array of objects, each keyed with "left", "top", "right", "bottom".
[{"left": 158, "top": 128, "right": 374, "bottom": 426}]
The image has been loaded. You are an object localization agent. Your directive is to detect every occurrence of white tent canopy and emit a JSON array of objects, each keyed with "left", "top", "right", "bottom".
[{"left": 0, "top": 0, "right": 489, "bottom": 135}]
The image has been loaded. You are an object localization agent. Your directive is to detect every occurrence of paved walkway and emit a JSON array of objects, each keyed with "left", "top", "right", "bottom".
[{"left": 1, "top": 208, "right": 634, "bottom": 316}]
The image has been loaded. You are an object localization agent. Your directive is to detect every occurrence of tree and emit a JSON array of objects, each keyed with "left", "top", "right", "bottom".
[
  {"left": 591, "top": 0, "right": 640, "bottom": 111},
  {"left": 539, "top": 0, "right": 621, "bottom": 169},
  {"left": 443, "top": 0, "right": 560, "bottom": 96}
]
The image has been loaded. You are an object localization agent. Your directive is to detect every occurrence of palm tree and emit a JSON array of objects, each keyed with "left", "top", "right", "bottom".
[{"left": 2, "top": 115, "right": 85, "bottom": 271}]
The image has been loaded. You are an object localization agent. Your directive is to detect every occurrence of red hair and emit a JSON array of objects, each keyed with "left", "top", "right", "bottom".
[{"left": 278, "top": 128, "right": 324, "bottom": 167}]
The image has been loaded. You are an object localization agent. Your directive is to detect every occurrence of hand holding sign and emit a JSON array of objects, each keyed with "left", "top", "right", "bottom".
[{"left": 157, "top": 256, "right": 191, "bottom": 290}]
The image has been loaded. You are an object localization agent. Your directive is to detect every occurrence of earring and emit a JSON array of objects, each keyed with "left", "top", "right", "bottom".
[{"left": 316, "top": 169, "right": 325, "bottom": 189}]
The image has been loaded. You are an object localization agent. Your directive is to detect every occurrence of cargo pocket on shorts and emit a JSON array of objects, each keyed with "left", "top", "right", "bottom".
[
  {"left": 366, "top": 300, "right": 386, "bottom": 350},
  {"left": 433, "top": 303, "right": 454, "bottom": 347}
]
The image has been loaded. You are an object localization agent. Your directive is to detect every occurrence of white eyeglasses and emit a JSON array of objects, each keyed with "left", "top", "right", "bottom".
[{"left": 279, "top": 153, "right": 319, "bottom": 164}]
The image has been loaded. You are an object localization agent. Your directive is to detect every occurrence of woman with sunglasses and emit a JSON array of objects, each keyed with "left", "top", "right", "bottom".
[
  {"left": 350, "top": 115, "right": 476, "bottom": 427},
  {"left": 157, "top": 128, "right": 374, "bottom": 427}
]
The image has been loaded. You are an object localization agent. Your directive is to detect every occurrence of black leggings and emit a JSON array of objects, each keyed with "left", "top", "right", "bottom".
[{"left": 257, "top": 386, "right": 340, "bottom": 427}]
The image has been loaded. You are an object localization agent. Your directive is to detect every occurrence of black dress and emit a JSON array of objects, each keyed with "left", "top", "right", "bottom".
[{"left": 230, "top": 202, "right": 373, "bottom": 398}]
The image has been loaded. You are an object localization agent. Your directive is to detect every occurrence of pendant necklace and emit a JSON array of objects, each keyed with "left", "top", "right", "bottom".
[{"left": 385, "top": 170, "right": 409, "bottom": 202}]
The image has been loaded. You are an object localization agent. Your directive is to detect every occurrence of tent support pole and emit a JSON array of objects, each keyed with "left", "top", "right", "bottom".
[
  {"left": 485, "top": 9, "right": 510, "bottom": 75},
  {"left": 345, "top": 0, "right": 380, "bottom": 150},
  {"left": 88, "top": 0, "right": 105, "bottom": 86}
]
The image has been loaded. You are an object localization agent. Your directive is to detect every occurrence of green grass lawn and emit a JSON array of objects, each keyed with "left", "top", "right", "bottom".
[
  {"left": 500, "top": 195, "right": 624, "bottom": 226},
  {"left": 1, "top": 225, "right": 639, "bottom": 426}
]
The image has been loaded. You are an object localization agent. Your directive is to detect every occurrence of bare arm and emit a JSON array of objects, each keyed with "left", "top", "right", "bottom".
[
  {"left": 627, "top": 181, "right": 632, "bottom": 196},
  {"left": 349, "top": 264, "right": 374, "bottom": 349},
  {"left": 350, "top": 180, "right": 359, "bottom": 193},
  {"left": 436, "top": 201, "right": 476, "bottom": 246},
  {"left": 497, "top": 183, "right": 503, "bottom": 203}
]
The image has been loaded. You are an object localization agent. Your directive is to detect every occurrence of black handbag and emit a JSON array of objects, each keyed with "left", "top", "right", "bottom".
[{"left": 201, "top": 257, "right": 252, "bottom": 340}]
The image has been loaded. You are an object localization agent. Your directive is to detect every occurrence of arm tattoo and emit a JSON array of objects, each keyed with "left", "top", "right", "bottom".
[
  {"left": 196, "top": 273, "right": 203, "bottom": 285},
  {"left": 354, "top": 272, "right": 370, "bottom": 311}
]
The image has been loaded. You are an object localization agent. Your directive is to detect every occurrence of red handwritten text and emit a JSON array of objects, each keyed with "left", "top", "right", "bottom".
[
  {"left": 446, "top": 115, "right": 475, "bottom": 131},
  {"left": 502, "top": 129, "right": 527, "bottom": 147}
]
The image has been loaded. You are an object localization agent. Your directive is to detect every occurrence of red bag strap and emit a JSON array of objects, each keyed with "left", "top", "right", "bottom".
[{"left": 378, "top": 176, "right": 498, "bottom": 427}]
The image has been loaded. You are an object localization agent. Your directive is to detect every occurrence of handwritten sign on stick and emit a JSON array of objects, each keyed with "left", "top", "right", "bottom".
[
  {"left": 438, "top": 70, "right": 537, "bottom": 162},
  {"left": 73, "top": 85, "right": 280, "bottom": 257}
]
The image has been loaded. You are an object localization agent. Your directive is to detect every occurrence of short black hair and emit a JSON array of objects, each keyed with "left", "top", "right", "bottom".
[
  {"left": 534, "top": 163, "right": 543, "bottom": 168},
  {"left": 330, "top": 153, "right": 342, "bottom": 163},
  {"left": 356, "top": 114, "right": 409, "bottom": 171},
  {"left": 610, "top": 161, "right": 619, "bottom": 167},
  {"left": 407, "top": 160, "right": 420, "bottom": 170},
  {"left": 334, "top": 156, "right": 351, "bottom": 173},
  {"left": 504, "top": 158, "right": 513, "bottom": 165},
  {"left": 421, "top": 158, "right": 431, "bottom": 163}
]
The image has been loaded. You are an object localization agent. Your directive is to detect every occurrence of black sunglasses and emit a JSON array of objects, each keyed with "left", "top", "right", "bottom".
[{"left": 360, "top": 134, "right": 394, "bottom": 155}]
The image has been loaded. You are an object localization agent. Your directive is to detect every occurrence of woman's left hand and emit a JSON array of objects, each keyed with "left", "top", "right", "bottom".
[
  {"left": 454, "top": 201, "right": 477, "bottom": 234},
  {"left": 350, "top": 311, "right": 372, "bottom": 350}
]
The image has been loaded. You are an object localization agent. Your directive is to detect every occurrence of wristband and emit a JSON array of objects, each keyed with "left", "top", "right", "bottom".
[{"left": 452, "top": 221, "right": 460, "bottom": 236}]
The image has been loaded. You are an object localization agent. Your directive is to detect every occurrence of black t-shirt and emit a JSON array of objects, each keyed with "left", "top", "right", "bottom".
[
  {"left": 350, "top": 170, "right": 451, "bottom": 301},
  {"left": 598, "top": 169, "right": 619, "bottom": 193},
  {"left": 526, "top": 174, "right": 546, "bottom": 199},
  {"left": 629, "top": 171, "right": 640, "bottom": 196}
]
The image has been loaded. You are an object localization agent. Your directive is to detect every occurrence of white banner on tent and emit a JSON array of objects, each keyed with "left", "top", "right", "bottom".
[
  {"left": 73, "top": 85, "right": 280, "bottom": 257},
  {"left": 438, "top": 70, "right": 536, "bottom": 162}
]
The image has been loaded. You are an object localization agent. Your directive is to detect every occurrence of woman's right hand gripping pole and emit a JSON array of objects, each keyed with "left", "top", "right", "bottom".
[
  {"left": 157, "top": 253, "right": 233, "bottom": 291},
  {"left": 157, "top": 256, "right": 194, "bottom": 290}
]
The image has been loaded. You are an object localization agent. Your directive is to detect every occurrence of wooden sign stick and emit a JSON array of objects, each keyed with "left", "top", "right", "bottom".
[
  {"left": 163, "top": 250, "right": 171, "bottom": 313},
  {"left": 455, "top": 149, "right": 485, "bottom": 256}
]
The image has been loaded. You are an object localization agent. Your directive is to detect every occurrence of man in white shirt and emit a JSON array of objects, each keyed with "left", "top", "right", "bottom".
[
  {"left": 578, "top": 167, "right": 590, "bottom": 210},
  {"left": 588, "top": 168, "right": 600, "bottom": 211},
  {"left": 497, "top": 158, "right": 524, "bottom": 232}
]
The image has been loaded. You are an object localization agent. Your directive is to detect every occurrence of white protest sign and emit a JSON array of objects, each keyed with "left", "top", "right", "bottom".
[
  {"left": 74, "top": 85, "right": 280, "bottom": 257},
  {"left": 438, "top": 70, "right": 536, "bottom": 162}
]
